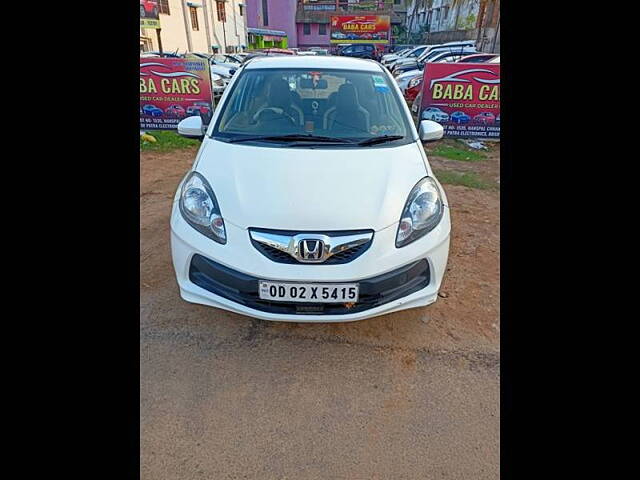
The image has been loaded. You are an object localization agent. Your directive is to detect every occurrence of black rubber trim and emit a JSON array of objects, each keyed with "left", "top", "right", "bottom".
[{"left": 189, "top": 254, "right": 430, "bottom": 315}]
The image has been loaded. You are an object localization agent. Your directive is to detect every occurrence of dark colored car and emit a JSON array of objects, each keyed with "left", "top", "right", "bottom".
[
  {"left": 142, "top": 104, "right": 163, "bottom": 117},
  {"left": 338, "top": 44, "right": 379, "bottom": 61},
  {"left": 165, "top": 104, "right": 186, "bottom": 118},
  {"left": 451, "top": 111, "right": 471, "bottom": 124}
]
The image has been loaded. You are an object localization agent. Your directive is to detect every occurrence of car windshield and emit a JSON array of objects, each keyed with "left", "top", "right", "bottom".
[{"left": 212, "top": 68, "right": 412, "bottom": 145}]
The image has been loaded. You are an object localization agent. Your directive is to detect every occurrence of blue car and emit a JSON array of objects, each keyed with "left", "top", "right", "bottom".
[
  {"left": 451, "top": 111, "right": 471, "bottom": 124},
  {"left": 142, "top": 104, "right": 163, "bottom": 117}
]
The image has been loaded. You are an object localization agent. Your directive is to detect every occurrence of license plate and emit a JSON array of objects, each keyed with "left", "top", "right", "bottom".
[{"left": 258, "top": 281, "right": 359, "bottom": 303}]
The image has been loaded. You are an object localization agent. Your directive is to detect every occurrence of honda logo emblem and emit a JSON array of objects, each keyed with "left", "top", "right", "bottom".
[{"left": 299, "top": 239, "right": 325, "bottom": 262}]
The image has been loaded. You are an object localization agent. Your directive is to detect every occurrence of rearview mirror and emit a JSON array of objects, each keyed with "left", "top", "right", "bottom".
[
  {"left": 177, "top": 115, "right": 205, "bottom": 140},
  {"left": 419, "top": 120, "right": 444, "bottom": 142},
  {"left": 300, "top": 78, "right": 328, "bottom": 89}
]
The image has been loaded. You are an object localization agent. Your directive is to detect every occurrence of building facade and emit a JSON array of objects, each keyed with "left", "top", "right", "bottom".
[
  {"left": 405, "top": 0, "right": 500, "bottom": 52},
  {"left": 246, "top": 0, "right": 298, "bottom": 47},
  {"left": 295, "top": 0, "right": 402, "bottom": 49},
  {"left": 140, "top": 0, "right": 249, "bottom": 54}
]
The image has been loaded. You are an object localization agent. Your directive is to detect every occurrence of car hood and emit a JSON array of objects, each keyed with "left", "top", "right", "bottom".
[
  {"left": 193, "top": 139, "right": 429, "bottom": 231},
  {"left": 397, "top": 69, "right": 422, "bottom": 80},
  {"left": 394, "top": 57, "right": 418, "bottom": 67},
  {"left": 211, "top": 65, "right": 232, "bottom": 76}
]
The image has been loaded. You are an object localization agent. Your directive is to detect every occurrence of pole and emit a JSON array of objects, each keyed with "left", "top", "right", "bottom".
[
  {"left": 181, "top": 0, "right": 193, "bottom": 52},
  {"left": 222, "top": 5, "right": 227, "bottom": 53},
  {"left": 491, "top": 13, "right": 500, "bottom": 53},
  {"left": 156, "top": 28, "right": 163, "bottom": 54},
  {"left": 476, "top": 0, "right": 487, "bottom": 50},
  {"left": 202, "top": 0, "right": 213, "bottom": 53}
]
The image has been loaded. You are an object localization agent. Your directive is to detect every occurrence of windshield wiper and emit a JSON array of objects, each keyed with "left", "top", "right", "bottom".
[
  {"left": 226, "top": 134, "right": 355, "bottom": 144},
  {"left": 358, "top": 135, "right": 404, "bottom": 146}
]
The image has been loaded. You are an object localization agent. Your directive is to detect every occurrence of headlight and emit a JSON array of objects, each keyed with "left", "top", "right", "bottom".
[
  {"left": 396, "top": 177, "right": 444, "bottom": 248},
  {"left": 408, "top": 76, "right": 423, "bottom": 88},
  {"left": 179, "top": 171, "right": 226, "bottom": 244}
]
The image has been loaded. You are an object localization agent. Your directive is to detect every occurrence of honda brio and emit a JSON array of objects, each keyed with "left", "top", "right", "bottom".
[{"left": 171, "top": 55, "right": 450, "bottom": 322}]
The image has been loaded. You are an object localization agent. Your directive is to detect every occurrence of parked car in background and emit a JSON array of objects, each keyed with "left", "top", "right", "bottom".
[
  {"left": 404, "top": 75, "right": 423, "bottom": 102},
  {"left": 395, "top": 69, "right": 422, "bottom": 93},
  {"left": 141, "top": 50, "right": 182, "bottom": 58},
  {"left": 211, "top": 73, "right": 226, "bottom": 95},
  {"left": 142, "top": 104, "right": 163, "bottom": 117},
  {"left": 309, "top": 48, "right": 329, "bottom": 56},
  {"left": 412, "top": 90, "right": 422, "bottom": 113},
  {"left": 392, "top": 47, "right": 477, "bottom": 76},
  {"left": 213, "top": 54, "right": 243, "bottom": 65},
  {"left": 393, "top": 41, "right": 476, "bottom": 72},
  {"left": 422, "top": 107, "right": 450, "bottom": 123},
  {"left": 338, "top": 44, "right": 380, "bottom": 61},
  {"left": 456, "top": 53, "right": 499, "bottom": 63},
  {"left": 473, "top": 112, "right": 496, "bottom": 124},
  {"left": 165, "top": 104, "right": 186, "bottom": 118},
  {"left": 450, "top": 111, "right": 471, "bottom": 124},
  {"left": 383, "top": 45, "right": 429, "bottom": 70},
  {"left": 381, "top": 48, "right": 411, "bottom": 64},
  {"left": 171, "top": 55, "right": 450, "bottom": 322},
  {"left": 262, "top": 48, "right": 296, "bottom": 55},
  {"left": 186, "top": 102, "right": 213, "bottom": 123}
]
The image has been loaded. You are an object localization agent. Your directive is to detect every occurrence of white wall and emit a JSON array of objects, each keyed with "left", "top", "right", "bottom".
[{"left": 140, "top": 0, "right": 248, "bottom": 54}]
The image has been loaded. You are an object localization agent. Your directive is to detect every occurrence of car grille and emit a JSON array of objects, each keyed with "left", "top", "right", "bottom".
[
  {"left": 253, "top": 239, "right": 370, "bottom": 265},
  {"left": 189, "top": 255, "right": 431, "bottom": 315},
  {"left": 249, "top": 228, "right": 373, "bottom": 265}
]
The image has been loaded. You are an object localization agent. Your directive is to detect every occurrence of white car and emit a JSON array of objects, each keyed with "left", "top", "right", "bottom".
[
  {"left": 171, "top": 56, "right": 451, "bottom": 322},
  {"left": 422, "top": 107, "right": 450, "bottom": 123},
  {"left": 395, "top": 69, "right": 422, "bottom": 92}
]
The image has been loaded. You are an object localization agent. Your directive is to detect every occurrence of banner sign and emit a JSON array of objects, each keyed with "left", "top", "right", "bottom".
[
  {"left": 140, "top": 58, "right": 213, "bottom": 130},
  {"left": 140, "top": 0, "right": 160, "bottom": 29},
  {"left": 330, "top": 15, "right": 390, "bottom": 44},
  {"left": 419, "top": 63, "right": 500, "bottom": 138}
]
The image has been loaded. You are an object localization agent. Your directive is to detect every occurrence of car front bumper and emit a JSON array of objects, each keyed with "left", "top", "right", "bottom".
[{"left": 170, "top": 202, "right": 451, "bottom": 322}]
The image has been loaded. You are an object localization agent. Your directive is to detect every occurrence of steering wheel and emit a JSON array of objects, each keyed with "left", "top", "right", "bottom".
[{"left": 252, "top": 107, "right": 297, "bottom": 125}]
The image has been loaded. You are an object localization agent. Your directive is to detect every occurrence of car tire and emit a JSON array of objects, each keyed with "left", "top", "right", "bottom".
[{"left": 140, "top": 6, "right": 145, "bottom": 17}]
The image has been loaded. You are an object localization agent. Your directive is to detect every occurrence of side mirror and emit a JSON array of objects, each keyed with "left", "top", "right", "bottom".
[
  {"left": 419, "top": 120, "right": 444, "bottom": 142},
  {"left": 177, "top": 115, "right": 205, "bottom": 140}
]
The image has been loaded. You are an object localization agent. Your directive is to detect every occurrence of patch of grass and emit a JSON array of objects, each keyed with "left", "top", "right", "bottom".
[
  {"left": 140, "top": 130, "right": 201, "bottom": 152},
  {"left": 434, "top": 170, "right": 494, "bottom": 190},
  {"left": 430, "top": 143, "right": 486, "bottom": 162}
]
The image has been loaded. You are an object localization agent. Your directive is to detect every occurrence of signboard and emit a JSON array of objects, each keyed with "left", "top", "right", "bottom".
[
  {"left": 330, "top": 15, "right": 390, "bottom": 44},
  {"left": 140, "top": 58, "right": 213, "bottom": 130},
  {"left": 140, "top": 0, "right": 160, "bottom": 29},
  {"left": 419, "top": 63, "right": 500, "bottom": 138}
]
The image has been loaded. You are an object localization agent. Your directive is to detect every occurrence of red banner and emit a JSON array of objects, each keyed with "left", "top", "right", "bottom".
[
  {"left": 330, "top": 15, "right": 390, "bottom": 44},
  {"left": 140, "top": 58, "right": 213, "bottom": 130},
  {"left": 419, "top": 63, "right": 500, "bottom": 138}
]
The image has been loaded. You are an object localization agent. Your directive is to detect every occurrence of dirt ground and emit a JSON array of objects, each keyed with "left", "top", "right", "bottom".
[{"left": 140, "top": 142, "right": 500, "bottom": 479}]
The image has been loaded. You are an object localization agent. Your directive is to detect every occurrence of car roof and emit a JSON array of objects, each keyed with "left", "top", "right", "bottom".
[{"left": 243, "top": 55, "right": 382, "bottom": 72}]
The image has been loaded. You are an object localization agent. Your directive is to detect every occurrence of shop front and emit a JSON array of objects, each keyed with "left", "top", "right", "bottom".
[{"left": 247, "top": 27, "right": 288, "bottom": 50}]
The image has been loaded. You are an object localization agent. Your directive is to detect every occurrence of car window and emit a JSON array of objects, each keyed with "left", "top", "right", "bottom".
[{"left": 213, "top": 68, "right": 413, "bottom": 144}]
